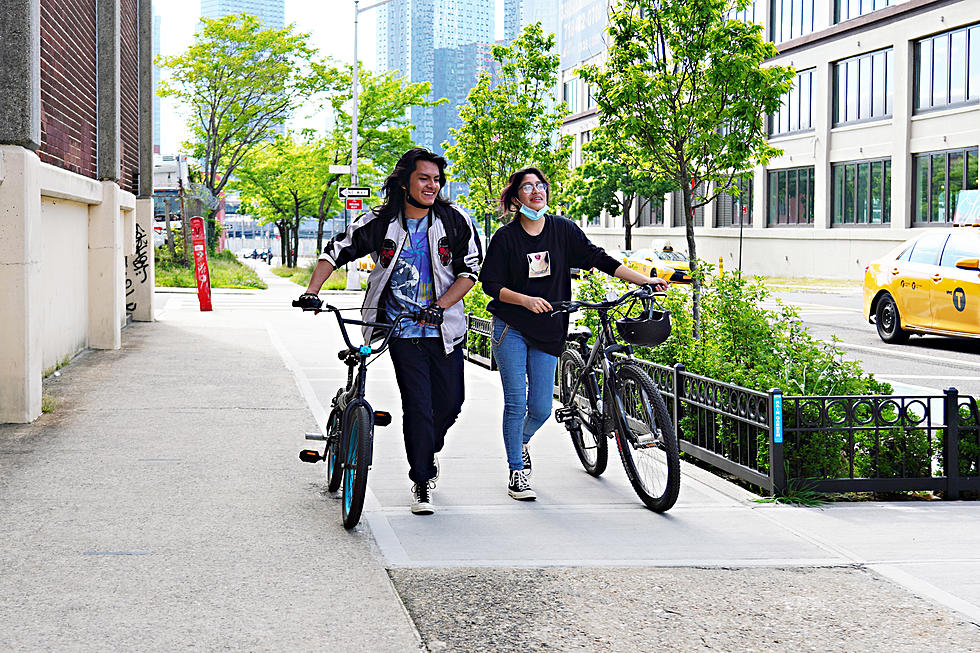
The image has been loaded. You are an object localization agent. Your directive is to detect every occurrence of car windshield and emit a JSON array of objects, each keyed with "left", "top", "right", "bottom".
[{"left": 657, "top": 251, "right": 688, "bottom": 262}]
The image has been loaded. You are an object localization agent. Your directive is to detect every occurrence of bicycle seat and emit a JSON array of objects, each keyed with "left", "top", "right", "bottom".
[{"left": 567, "top": 323, "right": 592, "bottom": 346}]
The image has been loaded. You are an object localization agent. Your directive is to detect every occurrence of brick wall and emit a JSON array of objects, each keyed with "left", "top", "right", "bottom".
[
  {"left": 120, "top": 0, "right": 139, "bottom": 194},
  {"left": 38, "top": 0, "right": 142, "bottom": 196},
  {"left": 39, "top": 0, "right": 98, "bottom": 181}
]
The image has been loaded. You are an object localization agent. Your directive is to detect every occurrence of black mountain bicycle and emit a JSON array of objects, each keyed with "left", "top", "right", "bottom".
[
  {"left": 294, "top": 300, "right": 416, "bottom": 529},
  {"left": 552, "top": 286, "right": 681, "bottom": 512}
]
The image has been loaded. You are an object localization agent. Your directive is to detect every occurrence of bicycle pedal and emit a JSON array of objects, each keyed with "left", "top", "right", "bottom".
[
  {"left": 304, "top": 433, "right": 328, "bottom": 441},
  {"left": 555, "top": 407, "right": 576, "bottom": 423},
  {"left": 373, "top": 411, "right": 392, "bottom": 427},
  {"left": 298, "top": 449, "right": 323, "bottom": 463}
]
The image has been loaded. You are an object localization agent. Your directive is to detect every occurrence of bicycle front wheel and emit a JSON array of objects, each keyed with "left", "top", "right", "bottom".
[
  {"left": 614, "top": 364, "right": 680, "bottom": 512},
  {"left": 325, "top": 408, "right": 343, "bottom": 493},
  {"left": 559, "top": 349, "right": 607, "bottom": 476},
  {"left": 341, "top": 405, "right": 372, "bottom": 529}
]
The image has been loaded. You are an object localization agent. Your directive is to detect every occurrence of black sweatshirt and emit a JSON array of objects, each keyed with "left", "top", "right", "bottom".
[{"left": 479, "top": 215, "right": 621, "bottom": 356}]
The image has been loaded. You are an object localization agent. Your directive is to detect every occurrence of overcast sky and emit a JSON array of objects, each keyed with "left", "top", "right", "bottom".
[{"left": 155, "top": 0, "right": 505, "bottom": 153}]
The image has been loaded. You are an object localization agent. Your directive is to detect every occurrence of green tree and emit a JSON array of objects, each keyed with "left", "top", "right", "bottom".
[
  {"left": 579, "top": 0, "right": 793, "bottom": 336},
  {"left": 307, "top": 63, "right": 440, "bottom": 254},
  {"left": 233, "top": 136, "right": 319, "bottom": 268},
  {"left": 566, "top": 127, "right": 676, "bottom": 249},
  {"left": 446, "top": 23, "right": 571, "bottom": 227},
  {"left": 157, "top": 14, "right": 316, "bottom": 201}
]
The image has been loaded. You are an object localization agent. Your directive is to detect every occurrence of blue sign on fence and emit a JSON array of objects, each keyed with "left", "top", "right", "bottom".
[{"left": 773, "top": 394, "right": 783, "bottom": 444}]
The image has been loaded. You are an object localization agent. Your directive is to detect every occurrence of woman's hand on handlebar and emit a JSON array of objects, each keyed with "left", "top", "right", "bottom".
[
  {"left": 641, "top": 276, "right": 669, "bottom": 292},
  {"left": 521, "top": 295, "right": 553, "bottom": 314}
]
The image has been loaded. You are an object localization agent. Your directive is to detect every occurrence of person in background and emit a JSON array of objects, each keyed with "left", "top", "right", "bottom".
[{"left": 478, "top": 167, "right": 667, "bottom": 500}]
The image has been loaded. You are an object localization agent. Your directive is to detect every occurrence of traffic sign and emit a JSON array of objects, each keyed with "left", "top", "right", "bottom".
[
  {"left": 339, "top": 186, "right": 371, "bottom": 199},
  {"left": 346, "top": 198, "right": 363, "bottom": 211}
]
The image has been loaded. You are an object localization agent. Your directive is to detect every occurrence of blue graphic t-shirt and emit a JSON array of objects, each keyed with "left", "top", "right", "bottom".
[{"left": 386, "top": 215, "right": 440, "bottom": 338}]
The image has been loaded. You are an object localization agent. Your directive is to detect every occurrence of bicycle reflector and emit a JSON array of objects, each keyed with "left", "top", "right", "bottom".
[
  {"left": 616, "top": 310, "right": 671, "bottom": 347},
  {"left": 299, "top": 449, "right": 323, "bottom": 463}
]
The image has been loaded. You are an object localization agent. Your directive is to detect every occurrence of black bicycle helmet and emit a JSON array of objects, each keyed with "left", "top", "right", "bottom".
[{"left": 616, "top": 310, "right": 671, "bottom": 347}]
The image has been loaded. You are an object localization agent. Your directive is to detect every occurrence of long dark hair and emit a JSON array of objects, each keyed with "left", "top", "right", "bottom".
[
  {"left": 499, "top": 167, "right": 550, "bottom": 219},
  {"left": 378, "top": 147, "right": 451, "bottom": 220}
]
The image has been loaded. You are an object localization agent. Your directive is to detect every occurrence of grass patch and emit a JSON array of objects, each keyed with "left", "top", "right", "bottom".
[
  {"left": 754, "top": 479, "right": 830, "bottom": 506},
  {"left": 274, "top": 262, "right": 366, "bottom": 290},
  {"left": 42, "top": 354, "right": 71, "bottom": 379},
  {"left": 41, "top": 394, "right": 58, "bottom": 413},
  {"left": 155, "top": 248, "right": 266, "bottom": 289}
]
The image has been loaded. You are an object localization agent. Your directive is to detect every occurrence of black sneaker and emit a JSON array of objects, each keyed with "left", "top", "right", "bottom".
[
  {"left": 411, "top": 481, "right": 435, "bottom": 515},
  {"left": 508, "top": 470, "right": 536, "bottom": 501},
  {"left": 522, "top": 444, "right": 532, "bottom": 479}
]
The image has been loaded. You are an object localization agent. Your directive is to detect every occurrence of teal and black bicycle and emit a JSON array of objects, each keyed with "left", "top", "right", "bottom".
[{"left": 294, "top": 300, "right": 417, "bottom": 529}]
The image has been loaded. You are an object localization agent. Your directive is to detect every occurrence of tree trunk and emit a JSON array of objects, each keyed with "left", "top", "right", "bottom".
[
  {"left": 317, "top": 191, "right": 328, "bottom": 257},
  {"left": 681, "top": 180, "right": 701, "bottom": 340},
  {"left": 623, "top": 194, "right": 634, "bottom": 250}
]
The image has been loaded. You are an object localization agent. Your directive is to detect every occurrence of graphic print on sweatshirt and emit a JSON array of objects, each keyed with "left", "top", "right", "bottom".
[
  {"left": 527, "top": 251, "right": 551, "bottom": 278},
  {"left": 386, "top": 216, "right": 438, "bottom": 338}
]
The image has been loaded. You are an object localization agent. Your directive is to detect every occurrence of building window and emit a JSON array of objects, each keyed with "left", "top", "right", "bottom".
[
  {"left": 585, "top": 83, "right": 595, "bottom": 110},
  {"left": 832, "top": 158, "right": 891, "bottom": 224},
  {"left": 771, "top": 68, "right": 814, "bottom": 136},
  {"left": 637, "top": 196, "right": 666, "bottom": 227},
  {"left": 563, "top": 78, "right": 579, "bottom": 114},
  {"left": 716, "top": 174, "right": 754, "bottom": 227},
  {"left": 672, "top": 187, "right": 706, "bottom": 227},
  {"left": 833, "top": 49, "right": 892, "bottom": 125},
  {"left": 726, "top": 0, "right": 763, "bottom": 25},
  {"left": 770, "top": 0, "right": 817, "bottom": 44},
  {"left": 912, "top": 147, "right": 979, "bottom": 224},
  {"left": 768, "top": 166, "right": 815, "bottom": 225},
  {"left": 914, "top": 24, "right": 980, "bottom": 112},
  {"left": 834, "top": 0, "right": 890, "bottom": 24}
]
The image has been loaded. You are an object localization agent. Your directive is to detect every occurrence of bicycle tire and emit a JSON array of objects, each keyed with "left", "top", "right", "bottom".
[
  {"left": 614, "top": 364, "right": 680, "bottom": 512},
  {"left": 559, "top": 349, "right": 607, "bottom": 476},
  {"left": 325, "top": 408, "right": 343, "bottom": 493},
  {"left": 341, "top": 405, "right": 372, "bottom": 529}
]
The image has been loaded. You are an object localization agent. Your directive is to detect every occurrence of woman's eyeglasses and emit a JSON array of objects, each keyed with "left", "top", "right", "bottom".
[{"left": 519, "top": 182, "right": 548, "bottom": 193}]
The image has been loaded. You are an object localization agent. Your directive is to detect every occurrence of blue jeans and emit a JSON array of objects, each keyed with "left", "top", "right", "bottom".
[{"left": 491, "top": 318, "right": 558, "bottom": 471}]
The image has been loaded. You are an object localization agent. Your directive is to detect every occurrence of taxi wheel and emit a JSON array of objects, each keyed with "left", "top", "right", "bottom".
[{"left": 875, "top": 293, "right": 909, "bottom": 344}]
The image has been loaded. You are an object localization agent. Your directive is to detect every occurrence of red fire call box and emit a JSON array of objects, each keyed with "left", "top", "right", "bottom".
[{"left": 189, "top": 216, "right": 213, "bottom": 312}]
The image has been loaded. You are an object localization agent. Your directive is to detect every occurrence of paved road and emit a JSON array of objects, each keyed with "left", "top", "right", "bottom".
[{"left": 772, "top": 287, "right": 980, "bottom": 397}]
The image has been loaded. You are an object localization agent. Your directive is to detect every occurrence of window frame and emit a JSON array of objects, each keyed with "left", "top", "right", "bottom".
[
  {"left": 912, "top": 147, "right": 980, "bottom": 225},
  {"left": 914, "top": 23, "right": 980, "bottom": 114},
  {"left": 833, "top": 48, "right": 893, "bottom": 126},
  {"left": 767, "top": 166, "right": 815, "bottom": 226},
  {"left": 831, "top": 157, "right": 892, "bottom": 226}
]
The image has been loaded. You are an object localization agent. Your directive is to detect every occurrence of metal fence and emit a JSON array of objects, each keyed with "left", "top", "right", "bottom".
[{"left": 463, "top": 314, "right": 979, "bottom": 498}]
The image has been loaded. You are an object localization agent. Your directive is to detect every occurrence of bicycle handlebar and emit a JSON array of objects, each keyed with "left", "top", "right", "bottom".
[
  {"left": 293, "top": 300, "right": 422, "bottom": 357},
  {"left": 550, "top": 285, "right": 665, "bottom": 316}
]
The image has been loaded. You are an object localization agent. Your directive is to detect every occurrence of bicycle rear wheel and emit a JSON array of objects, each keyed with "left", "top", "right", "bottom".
[
  {"left": 341, "top": 405, "right": 372, "bottom": 529},
  {"left": 559, "top": 349, "right": 607, "bottom": 476},
  {"left": 325, "top": 408, "right": 343, "bottom": 493},
  {"left": 614, "top": 364, "right": 680, "bottom": 512}
]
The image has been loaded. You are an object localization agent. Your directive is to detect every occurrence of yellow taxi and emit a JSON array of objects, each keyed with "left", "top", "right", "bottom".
[
  {"left": 625, "top": 240, "right": 692, "bottom": 284},
  {"left": 355, "top": 255, "right": 375, "bottom": 273},
  {"left": 863, "top": 227, "right": 980, "bottom": 343}
]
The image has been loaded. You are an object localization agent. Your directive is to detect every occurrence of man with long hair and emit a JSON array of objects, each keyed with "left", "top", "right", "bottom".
[{"left": 297, "top": 148, "right": 483, "bottom": 515}]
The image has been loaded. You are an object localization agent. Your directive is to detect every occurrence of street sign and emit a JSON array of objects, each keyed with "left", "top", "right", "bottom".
[
  {"left": 339, "top": 186, "right": 371, "bottom": 199},
  {"left": 346, "top": 198, "right": 363, "bottom": 211},
  {"left": 329, "top": 164, "right": 351, "bottom": 174}
]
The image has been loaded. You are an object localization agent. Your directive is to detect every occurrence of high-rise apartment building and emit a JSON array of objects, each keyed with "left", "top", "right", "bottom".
[
  {"left": 200, "top": 0, "right": 285, "bottom": 28},
  {"left": 560, "top": 0, "right": 980, "bottom": 280},
  {"left": 505, "top": 0, "right": 559, "bottom": 43},
  {"left": 376, "top": 0, "right": 493, "bottom": 152}
]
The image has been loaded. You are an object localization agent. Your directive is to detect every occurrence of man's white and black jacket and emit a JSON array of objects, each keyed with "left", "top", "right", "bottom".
[{"left": 319, "top": 202, "right": 483, "bottom": 354}]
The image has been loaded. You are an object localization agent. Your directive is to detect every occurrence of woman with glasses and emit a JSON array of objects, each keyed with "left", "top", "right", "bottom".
[{"left": 478, "top": 167, "right": 668, "bottom": 500}]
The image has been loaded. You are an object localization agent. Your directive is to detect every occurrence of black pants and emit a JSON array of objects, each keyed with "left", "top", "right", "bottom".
[{"left": 389, "top": 337, "right": 464, "bottom": 484}]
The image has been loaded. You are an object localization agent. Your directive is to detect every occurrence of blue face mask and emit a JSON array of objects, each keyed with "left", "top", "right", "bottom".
[{"left": 519, "top": 203, "right": 549, "bottom": 221}]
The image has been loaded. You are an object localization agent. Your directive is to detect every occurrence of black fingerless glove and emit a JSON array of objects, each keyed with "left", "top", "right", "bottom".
[
  {"left": 418, "top": 304, "right": 444, "bottom": 326},
  {"left": 292, "top": 292, "right": 322, "bottom": 310}
]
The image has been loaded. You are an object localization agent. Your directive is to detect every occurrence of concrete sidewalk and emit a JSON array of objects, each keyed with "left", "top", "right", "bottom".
[{"left": 1, "top": 259, "right": 978, "bottom": 651}]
